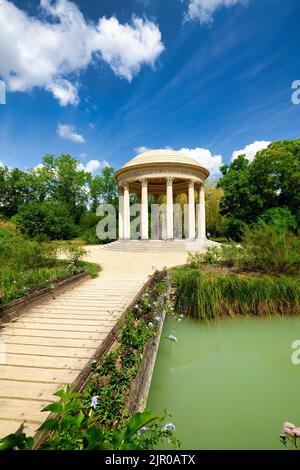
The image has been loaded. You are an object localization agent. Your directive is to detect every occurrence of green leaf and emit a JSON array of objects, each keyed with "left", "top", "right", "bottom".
[
  {"left": 124, "top": 410, "right": 160, "bottom": 440},
  {"left": 84, "top": 426, "right": 104, "bottom": 450},
  {"left": 41, "top": 402, "right": 64, "bottom": 414},
  {"left": 38, "top": 419, "right": 59, "bottom": 431}
]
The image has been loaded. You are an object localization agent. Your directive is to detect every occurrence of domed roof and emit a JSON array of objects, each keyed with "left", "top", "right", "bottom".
[{"left": 116, "top": 149, "right": 209, "bottom": 175}]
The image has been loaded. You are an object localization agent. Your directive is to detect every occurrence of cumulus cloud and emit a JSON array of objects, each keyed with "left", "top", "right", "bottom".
[
  {"left": 179, "top": 147, "right": 223, "bottom": 180},
  {"left": 57, "top": 124, "right": 85, "bottom": 143},
  {"left": 186, "top": 0, "right": 249, "bottom": 24},
  {"left": 231, "top": 140, "right": 271, "bottom": 162},
  {"left": 77, "top": 159, "right": 110, "bottom": 174},
  {"left": 133, "top": 145, "right": 223, "bottom": 180},
  {"left": 0, "top": 0, "right": 164, "bottom": 105}
]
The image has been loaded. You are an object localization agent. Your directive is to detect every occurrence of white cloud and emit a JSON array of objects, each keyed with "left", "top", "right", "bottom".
[
  {"left": 57, "top": 124, "right": 85, "bottom": 143},
  {"left": 179, "top": 147, "right": 223, "bottom": 180},
  {"left": 93, "top": 16, "right": 164, "bottom": 82},
  {"left": 186, "top": 0, "right": 249, "bottom": 24},
  {"left": 133, "top": 145, "right": 223, "bottom": 180},
  {"left": 0, "top": 0, "right": 164, "bottom": 105},
  {"left": 77, "top": 159, "right": 110, "bottom": 174},
  {"left": 231, "top": 140, "right": 271, "bottom": 162},
  {"left": 134, "top": 146, "right": 151, "bottom": 154},
  {"left": 46, "top": 79, "right": 79, "bottom": 106}
]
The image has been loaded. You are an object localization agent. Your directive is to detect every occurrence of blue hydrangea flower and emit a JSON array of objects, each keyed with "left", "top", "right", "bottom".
[
  {"left": 91, "top": 395, "right": 99, "bottom": 410},
  {"left": 164, "top": 422, "right": 175, "bottom": 432}
]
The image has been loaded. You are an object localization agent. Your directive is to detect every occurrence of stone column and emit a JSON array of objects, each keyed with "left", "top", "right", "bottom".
[
  {"left": 197, "top": 185, "right": 206, "bottom": 238},
  {"left": 188, "top": 180, "right": 196, "bottom": 239},
  {"left": 166, "top": 177, "right": 174, "bottom": 239},
  {"left": 118, "top": 186, "right": 124, "bottom": 239},
  {"left": 140, "top": 178, "right": 148, "bottom": 239},
  {"left": 123, "top": 183, "right": 130, "bottom": 239}
]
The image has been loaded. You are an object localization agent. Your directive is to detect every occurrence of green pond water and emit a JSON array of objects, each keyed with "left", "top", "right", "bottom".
[{"left": 147, "top": 314, "right": 300, "bottom": 450}]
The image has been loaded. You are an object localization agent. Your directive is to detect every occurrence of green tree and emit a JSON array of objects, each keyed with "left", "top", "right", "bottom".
[
  {"left": 0, "top": 166, "right": 38, "bottom": 217},
  {"left": 37, "top": 155, "right": 91, "bottom": 221},
  {"left": 15, "top": 202, "right": 78, "bottom": 240},
  {"left": 89, "top": 166, "right": 118, "bottom": 211},
  {"left": 218, "top": 139, "right": 300, "bottom": 239},
  {"left": 205, "top": 187, "right": 224, "bottom": 236}
]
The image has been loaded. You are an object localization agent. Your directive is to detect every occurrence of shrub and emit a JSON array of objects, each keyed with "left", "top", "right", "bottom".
[
  {"left": 15, "top": 202, "right": 78, "bottom": 240},
  {"left": 242, "top": 222, "right": 300, "bottom": 275},
  {"left": 221, "top": 216, "right": 247, "bottom": 241},
  {"left": 0, "top": 220, "right": 18, "bottom": 240},
  {"left": 64, "top": 244, "right": 87, "bottom": 264},
  {"left": 187, "top": 244, "right": 247, "bottom": 269},
  {"left": 189, "top": 223, "right": 300, "bottom": 276},
  {"left": 259, "top": 207, "right": 297, "bottom": 230}
]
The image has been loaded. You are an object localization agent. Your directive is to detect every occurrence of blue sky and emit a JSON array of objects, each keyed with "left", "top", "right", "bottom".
[{"left": 0, "top": 0, "right": 299, "bottom": 179}]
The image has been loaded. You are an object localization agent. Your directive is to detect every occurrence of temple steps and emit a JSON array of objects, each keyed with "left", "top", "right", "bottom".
[{"left": 101, "top": 239, "right": 217, "bottom": 252}]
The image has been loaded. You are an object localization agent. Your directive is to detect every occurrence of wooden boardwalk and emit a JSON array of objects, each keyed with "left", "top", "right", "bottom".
[
  {"left": 0, "top": 244, "right": 187, "bottom": 439},
  {"left": 0, "top": 278, "right": 142, "bottom": 437}
]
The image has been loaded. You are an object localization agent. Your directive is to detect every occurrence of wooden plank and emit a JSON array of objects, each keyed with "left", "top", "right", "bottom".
[
  {"left": 0, "top": 365, "right": 78, "bottom": 383},
  {"left": 4, "top": 344, "right": 95, "bottom": 358},
  {"left": 0, "top": 398, "right": 48, "bottom": 423},
  {"left": 1, "top": 328, "right": 104, "bottom": 339},
  {"left": 0, "top": 419, "right": 39, "bottom": 439},
  {"left": 3, "top": 354, "right": 88, "bottom": 369},
  {"left": 1, "top": 322, "right": 113, "bottom": 333},
  {"left": 19, "top": 313, "right": 122, "bottom": 320},
  {"left": 0, "top": 380, "right": 60, "bottom": 402},
  {"left": 16, "top": 317, "right": 115, "bottom": 326},
  {"left": 0, "top": 335, "right": 103, "bottom": 348}
]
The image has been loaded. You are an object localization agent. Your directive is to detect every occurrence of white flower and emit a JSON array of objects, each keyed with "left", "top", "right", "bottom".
[
  {"left": 91, "top": 358, "right": 97, "bottom": 365},
  {"left": 148, "top": 322, "right": 154, "bottom": 328},
  {"left": 134, "top": 304, "right": 139, "bottom": 309},
  {"left": 177, "top": 318, "right": 182, "bottom": 322},
  {"left": 91, "top": 395, "right": 99, "bottom": 410},
  {"left": 164, "top": 422, "right": 175, "bottom": 432},
  {"left": 154, "top": 316, "right": 160, "bottom": 322}
]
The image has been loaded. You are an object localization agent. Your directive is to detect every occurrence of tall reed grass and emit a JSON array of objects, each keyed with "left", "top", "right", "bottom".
[{"left": 173, "top": 270, "right": 300, "bottom": 321}]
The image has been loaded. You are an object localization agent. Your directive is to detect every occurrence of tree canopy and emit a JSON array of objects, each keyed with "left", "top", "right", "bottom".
[{"left": 217, "top": 139, "right": 300, "bottom": 238}]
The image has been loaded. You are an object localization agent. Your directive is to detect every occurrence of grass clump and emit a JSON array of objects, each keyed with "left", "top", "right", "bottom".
[{"left": 172, "top": 269, "right": 300, "bottom": 321}]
